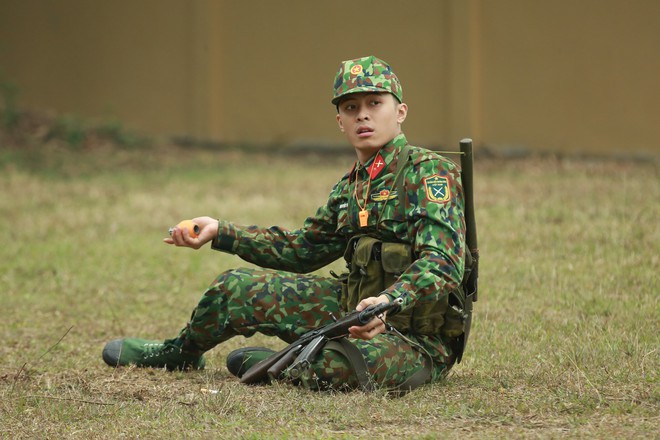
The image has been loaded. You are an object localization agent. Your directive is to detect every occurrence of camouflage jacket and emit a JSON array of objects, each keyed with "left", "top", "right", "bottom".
[{"left": 211, "top": 133, "right": 466, "bottom": 313}]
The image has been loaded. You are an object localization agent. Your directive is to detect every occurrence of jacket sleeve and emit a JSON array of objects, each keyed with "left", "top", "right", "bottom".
[
  {"left": 384, "top": 156, "right": 466, "bottom": 310},
  {"left": 210, "top": 181, "right": 349, "bottom": 273}
]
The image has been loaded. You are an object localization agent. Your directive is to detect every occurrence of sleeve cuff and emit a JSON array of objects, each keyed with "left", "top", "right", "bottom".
[{"left": 211, "top": 220, "right": 239, "bottom": 253}]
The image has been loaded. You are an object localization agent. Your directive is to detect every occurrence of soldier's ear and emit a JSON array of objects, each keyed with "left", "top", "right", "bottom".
[
  {"left": 397, "top": 103, "right": 408, "bottom": 124},
  {"left": 336, "top": 114, "right": 345, "bottom": 132}
]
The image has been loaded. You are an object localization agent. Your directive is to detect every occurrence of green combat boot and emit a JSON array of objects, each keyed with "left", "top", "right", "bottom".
[
  {"left": 102, "top": 338, "right": 205, "bottom": 371},
  {"left": 226, "top": 347, "right": 276, "bottom": 379}
]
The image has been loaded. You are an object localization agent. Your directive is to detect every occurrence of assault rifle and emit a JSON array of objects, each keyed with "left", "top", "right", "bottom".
[{"left": 240, "top": 297, "right": 404, "bottom": 384}]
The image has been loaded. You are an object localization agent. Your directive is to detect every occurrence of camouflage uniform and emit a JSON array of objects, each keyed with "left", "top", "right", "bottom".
[
  {"left": 178, "top": 126, "right": 466, "bottom": 389},
  {"left": 130, "top": 55, "right": 467, "bottom": 390}
]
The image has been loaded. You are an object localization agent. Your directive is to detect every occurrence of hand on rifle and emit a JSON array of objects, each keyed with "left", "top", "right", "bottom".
[{"left": 348, "top": 294, "right": 392, "bottom": 340}]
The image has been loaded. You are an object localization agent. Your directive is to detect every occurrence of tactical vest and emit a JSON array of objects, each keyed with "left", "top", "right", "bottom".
[
  {"left": 339, "top": 143, "right": 476, "bottom": 363},
  {"left": 341, "top": 235, "right": 470, "bottom": 339}
]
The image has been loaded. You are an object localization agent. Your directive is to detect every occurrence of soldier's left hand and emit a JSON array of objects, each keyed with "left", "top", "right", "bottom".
[{"left": 348, "top": 294, "right": 390, "bottom": 340}]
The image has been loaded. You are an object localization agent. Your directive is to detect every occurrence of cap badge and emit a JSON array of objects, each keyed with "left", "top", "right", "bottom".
[{"left": 350, "top": 65, "right": 363, "bottom": 75}]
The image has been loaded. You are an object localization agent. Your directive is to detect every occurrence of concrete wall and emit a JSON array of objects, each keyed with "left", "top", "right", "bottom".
[
  {"left": 0, "top": 1, "right": 198, "bottom": 136},
  {"left": 477, "top": 0, "right": 660, "bottom": 154},
  {"left": 1, "top": 0, "right": 658, "bottom": 155}
]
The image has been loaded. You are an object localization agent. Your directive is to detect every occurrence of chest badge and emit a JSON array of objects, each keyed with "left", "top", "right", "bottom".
[{"left": 371, "top": 189, "right": 398, "bottom": 202}]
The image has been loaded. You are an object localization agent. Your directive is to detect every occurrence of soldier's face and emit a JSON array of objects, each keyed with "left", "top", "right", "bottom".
[{"left": 336, "top": 93, "right": 408, "bottom": 162}]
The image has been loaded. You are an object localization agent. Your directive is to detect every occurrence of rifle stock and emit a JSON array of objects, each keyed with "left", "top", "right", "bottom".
[
  {"left": 286, "top": 335, "right": 328, "bottom": 380},
  {"left": 266, "top": 346, "right": 302, "bottom": 379}
]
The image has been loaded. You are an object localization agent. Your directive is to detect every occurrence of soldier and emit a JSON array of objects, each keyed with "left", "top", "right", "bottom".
[{"left": 102, "top": 55, "right": 467, "bottom": 391}]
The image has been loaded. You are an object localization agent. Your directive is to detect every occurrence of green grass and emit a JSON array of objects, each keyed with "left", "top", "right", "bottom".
[{"left": 0, "top": 146, "right": 657, "bottom": 439}]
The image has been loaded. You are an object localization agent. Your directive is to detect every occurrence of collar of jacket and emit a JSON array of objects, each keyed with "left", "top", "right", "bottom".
[{"left": 348, "top": 133, "right": 408, "bottom": 183}]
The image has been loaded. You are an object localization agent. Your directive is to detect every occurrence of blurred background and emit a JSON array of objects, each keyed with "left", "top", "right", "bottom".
[{"left": 0, "top": 0, "right": 658, "bottom": 156}]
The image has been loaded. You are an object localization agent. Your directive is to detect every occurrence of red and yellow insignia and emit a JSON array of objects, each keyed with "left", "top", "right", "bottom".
[
  {"left": 423, "top": 175, "right": 451, "bottom": 203},
  {"left": 367, "top": 154, "right": 386, "bottom": 179},
  {"left": 371, "top": 189, "right": 398, "bottom": 202},
  {"left": 350, "top": 65, "right": 363, "bottom": 75}
]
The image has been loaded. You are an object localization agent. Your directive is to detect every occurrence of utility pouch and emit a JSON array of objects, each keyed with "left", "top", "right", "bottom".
[
  {"left": 440, "top": 288, "right": 467, "bottom": 338},
  {"left": 416, "top": 249, "right": 473, "bottom": 338},
  {"left": 417, "top": 251, "right": 471, "bottom": 338},
  {"left": 342, "top": 236, "right": 384, "bottom": 312},
  {"left": 380, "top": 242, "right": 413, "bottom": 286},
  {"left": 380, "top": 242, "right": 413, "bottom": 332},
  {"left": 448, "top": 247, "right": 475, "bottom": 363},
  {"left": 342, "top": 235, "right": 415, "bottom": 332},
  {"left": 342, "top": 235, "right": 464, "bottom": 337}
]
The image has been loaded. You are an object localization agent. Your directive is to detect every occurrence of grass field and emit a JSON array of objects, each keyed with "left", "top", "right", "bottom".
[{"left": 0, "top": 145, "right": 657, "bottom": 439}]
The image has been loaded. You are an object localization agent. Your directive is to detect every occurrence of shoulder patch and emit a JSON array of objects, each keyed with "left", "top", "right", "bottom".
[{"left": 423, "top": 175, "right": 451, "bottom": 203}]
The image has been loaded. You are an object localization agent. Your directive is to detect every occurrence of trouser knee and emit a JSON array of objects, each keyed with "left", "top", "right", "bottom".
[
  {"left": 201, "top": 267, "right": 274, "bottom": 313},
  {"left": 185, "top": 267, "right": 340, "bottom": 349},
  {"left": 305, "top": 348, "right": 359, "bottom": 391}
]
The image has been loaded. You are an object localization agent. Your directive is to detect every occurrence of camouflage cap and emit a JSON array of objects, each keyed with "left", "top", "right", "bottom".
[{"left": 332, "top": 56, "right": 403, "bottom": 105}]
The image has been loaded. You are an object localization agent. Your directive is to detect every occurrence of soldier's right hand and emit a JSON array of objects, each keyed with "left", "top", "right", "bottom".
[
  {"left": 164, "top": 216, "right": 219, "bottom": 250},
  {"left": 348, "top": 294, "right": 391, "bottom": 340}
]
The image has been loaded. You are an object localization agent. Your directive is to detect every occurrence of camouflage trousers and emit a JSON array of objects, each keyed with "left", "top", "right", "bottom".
[{"left": 178, "top": 267, "right": 455, "bottom": 390}]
